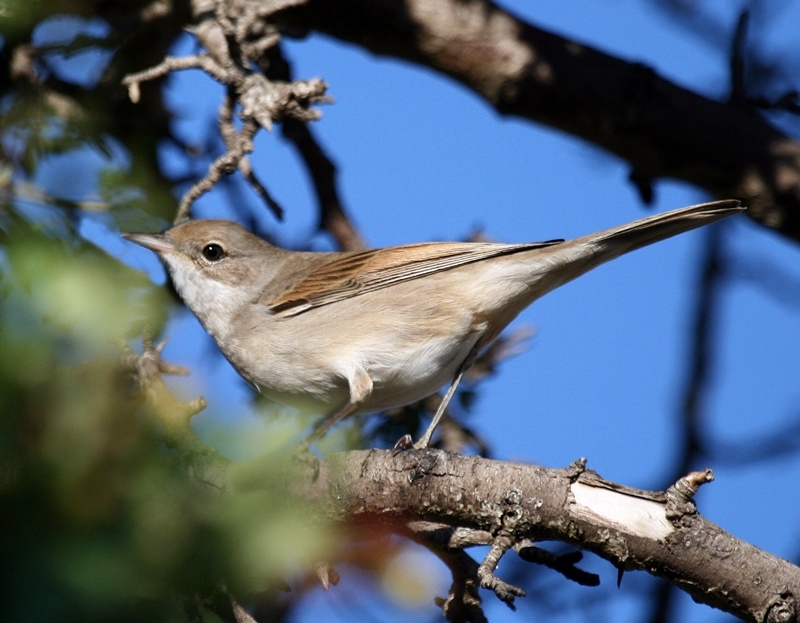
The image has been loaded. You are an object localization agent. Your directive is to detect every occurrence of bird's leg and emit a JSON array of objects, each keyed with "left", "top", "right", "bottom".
[
  {"left": 412, "top": 347, "right": 478, "bottom": 450},
  {"left": 301, "top": 365, "right": 373, "bottom": 448}
]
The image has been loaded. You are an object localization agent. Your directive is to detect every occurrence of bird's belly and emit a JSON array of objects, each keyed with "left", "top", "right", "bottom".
[
  {"left": 232, "top": 331, "right": 475, "bottom": 417},
  {"left": 352, "top": 333, "right": 475, "bottom": 414}
]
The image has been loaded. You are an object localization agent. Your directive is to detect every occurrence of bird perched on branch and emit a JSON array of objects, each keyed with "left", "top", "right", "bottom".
[{"left": 124, "top": 200, "right": 743, "bottom": 448}]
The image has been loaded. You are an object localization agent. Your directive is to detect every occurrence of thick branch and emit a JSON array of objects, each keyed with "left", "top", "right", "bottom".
[
  {"left": 272, "top": 0, "right": 800, "bottom": 243},
  {"left": 292, "top": 449, "right": 800, "bottom": 623}
]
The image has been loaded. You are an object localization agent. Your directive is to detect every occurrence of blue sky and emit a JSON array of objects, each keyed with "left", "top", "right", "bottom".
[{"left": 98, "top": 1, "right": 800, "bottom": 621}]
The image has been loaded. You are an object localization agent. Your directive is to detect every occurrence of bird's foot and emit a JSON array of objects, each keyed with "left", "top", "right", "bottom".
[{"left": 391, "top": 434, "right": 414, "bottom": 455}]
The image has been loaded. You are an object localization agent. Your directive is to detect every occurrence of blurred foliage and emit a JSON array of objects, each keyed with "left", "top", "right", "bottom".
[
  {"left": 2, "top": 3, "right": 188, "bottom": 225},
  {"left": 0, "top": 213, "right": 336, "bottom": 622},
  {"left": 0, "top": 0, "right": 68, "bottom": 40},
  {"left": 0, "top": 8, "right": 339, "bottom": 620}
]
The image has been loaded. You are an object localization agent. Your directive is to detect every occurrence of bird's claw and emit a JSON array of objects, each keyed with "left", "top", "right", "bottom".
[{"left": 392, "top": 434, "right": 414, "bottom": 455}]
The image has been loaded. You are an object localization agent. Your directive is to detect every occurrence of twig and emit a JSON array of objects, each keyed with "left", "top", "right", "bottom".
[
  {"left": 122, "top": 9, "right": 330, "bottom": 223},
  {"left": 259, "top": 44, "right": 366, "bottom": 251},
  {"left": 119, "top": 331, "right": 229, "bottom": 489}
]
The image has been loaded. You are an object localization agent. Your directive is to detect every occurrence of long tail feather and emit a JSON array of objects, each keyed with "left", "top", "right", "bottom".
[{"left": 527, "top": 199, "right": 744, "bottom": 293}]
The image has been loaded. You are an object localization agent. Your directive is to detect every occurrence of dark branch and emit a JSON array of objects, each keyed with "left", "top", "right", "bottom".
[{"left": 271, "top": 0, "right": 800, "bottom": 243}]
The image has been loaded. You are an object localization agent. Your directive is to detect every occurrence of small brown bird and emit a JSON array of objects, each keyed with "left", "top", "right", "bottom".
[{"left": 124, "top": 200, "right": 743, "bottom": 448}]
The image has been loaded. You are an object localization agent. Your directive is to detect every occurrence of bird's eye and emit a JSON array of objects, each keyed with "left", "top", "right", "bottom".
[{"left": 202, "top": 243, "right": 225, "bottom": 262}]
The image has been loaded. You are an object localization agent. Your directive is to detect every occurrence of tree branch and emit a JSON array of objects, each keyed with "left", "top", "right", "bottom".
[
  {"left": 271, "top": 0, "right": 800, "bottom": 243},
  {"left": 293, "top": 450, "right": 799, "bottom": 623}
]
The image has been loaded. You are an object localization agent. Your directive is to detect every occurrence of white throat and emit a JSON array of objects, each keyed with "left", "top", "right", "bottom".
[{"left": 165, "top": 258, "right": 250, "bottom": 340}]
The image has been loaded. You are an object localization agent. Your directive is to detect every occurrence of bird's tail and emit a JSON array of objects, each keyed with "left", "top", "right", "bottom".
[
  {"left": 526, "top": 199, "right": 744, "bottom": 293},
  {"left": 575, "top": 199, "right": 742, "bottom": 253}
]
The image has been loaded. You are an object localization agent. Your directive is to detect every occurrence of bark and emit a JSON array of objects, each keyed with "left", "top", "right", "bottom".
[{"left": 285, "top": 449, "right": 799, "bottom": 623}]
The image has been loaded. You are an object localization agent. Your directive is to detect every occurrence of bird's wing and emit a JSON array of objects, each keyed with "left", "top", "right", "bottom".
[{"left": 266, "top": 240, "right": 562, "bottom": 317}]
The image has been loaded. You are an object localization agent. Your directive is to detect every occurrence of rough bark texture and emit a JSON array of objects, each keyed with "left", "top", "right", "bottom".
[{"left": 295, "top": 449, "right": 799, "bottom": 623}]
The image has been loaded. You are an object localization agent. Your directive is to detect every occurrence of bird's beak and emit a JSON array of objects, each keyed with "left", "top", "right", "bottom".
[{"left": 122, "top": 232, "right": 175, "bottom": 255}]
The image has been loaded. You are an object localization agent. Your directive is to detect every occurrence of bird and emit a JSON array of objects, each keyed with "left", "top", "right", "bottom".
[{"left": 123, "top": 199, "right": 743, "bottom": 449}]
